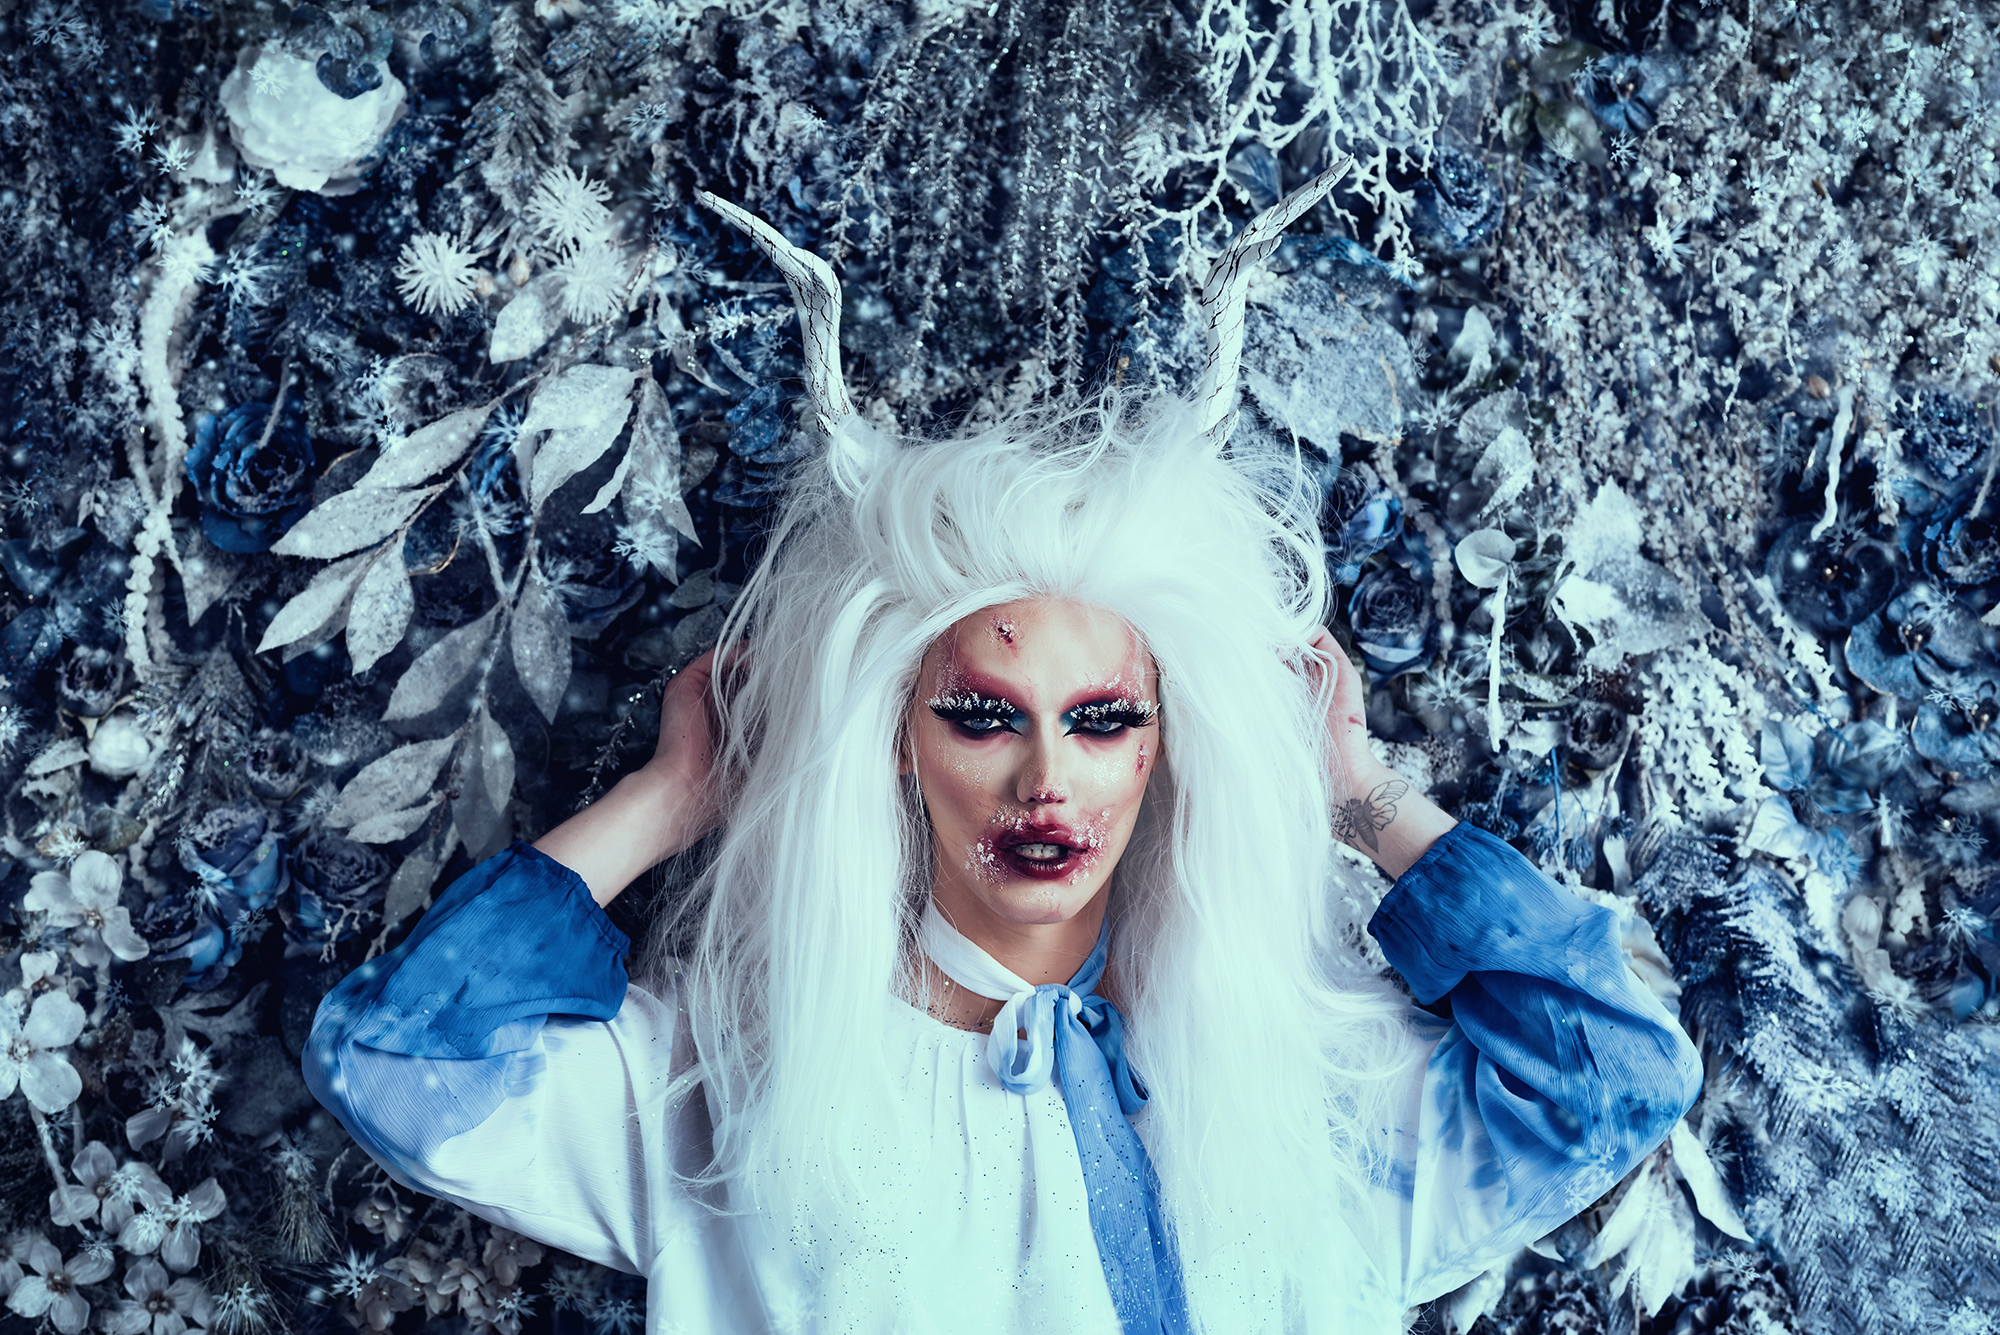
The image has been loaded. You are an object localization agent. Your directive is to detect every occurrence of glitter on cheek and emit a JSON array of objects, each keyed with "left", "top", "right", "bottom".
[
  {"left": 993, "top": 616, "right": 1016, "bottom": 647},
  {"left": 1136, "top": 741, "right": 1148, "bottom": 776},
  {"left": 964, "top": 836, "right": 1007, "bottom": 883}
]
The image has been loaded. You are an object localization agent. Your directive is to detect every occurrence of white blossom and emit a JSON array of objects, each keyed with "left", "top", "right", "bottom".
[
  {"left": 5, "top": 1237, "right": 114, "bottom": 1335},
  {"left": 0, "top": 990, "right": 87, "bottom": 1113},
  {"left": 395, "top": 233, "right": 484, "bottom": 317},
  {"left": 25, "top": 850, "right": 149, "bottom": 966}
]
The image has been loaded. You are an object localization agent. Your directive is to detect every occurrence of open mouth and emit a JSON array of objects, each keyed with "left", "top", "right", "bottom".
[{"left": 992, "top": 829, "right": 1096, "bottom": 880}]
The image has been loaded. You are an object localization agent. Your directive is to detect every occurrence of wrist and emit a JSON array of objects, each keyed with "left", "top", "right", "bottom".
[{"left": 619, "top": 764, "right": 694, "bottom": 862}]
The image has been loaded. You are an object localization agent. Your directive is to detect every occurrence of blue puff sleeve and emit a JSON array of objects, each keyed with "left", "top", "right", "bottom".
[
  {"left": 1364, "top": 822, "right": 1703, "bottom": 1304},
  {"left": 304, "top": 843, "right": 682, "bottom": 1275}
]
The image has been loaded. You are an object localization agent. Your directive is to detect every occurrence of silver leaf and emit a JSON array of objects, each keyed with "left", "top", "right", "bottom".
[
  {"left": 346, "top": 533, "right": 414, "bottom": 674},
  {"left": 358, "top": 404, "right": 496, "bottom": 490},
  {"left": 25, "top": 738, "right": 89, "bottom": 777},
  {"left": 179, "top": 527, "right": 246, "bottom": 626},
  {"left": 511, "top": 570, "right": 572, "bottom": 722},
  {"left": 517, "top": 364, "right": 636, "bottom": 510},
  {"left": 381, "top": 826, "right": 455, "bottom": 931},
  {"left": 488, "top": 277, "right": 560, "bottom": 364},
  {"left": 270, "top": 486, "right": 432, "bottom": 560},
  {"left": 255, "top": 550, "right": 373, "bottom": 653},
  {"left": 476, "top": 708, "right": 515, "bottom": 815},
  {"left": 345, "top": 797, "right": 442, "bottom": 844},
  {"left": 329, "top": 736, "right": 457, "bottom": 829},
  {"left": 383, "top": 604, "right": 501, "bottom": 722}
]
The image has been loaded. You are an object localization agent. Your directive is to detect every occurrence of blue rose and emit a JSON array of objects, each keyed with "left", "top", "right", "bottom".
[
  {"left": 1895, "top": 389, "right": 1992, "bottom": 481},
  {"left": 185, "top": 398, "right": 318, "bottom": 553},
  {"left": 289, "top": 834, "right": 391, "bottom": 954},
  {"left": 1765, "top": 520, "right": 1898, "bottom": 636},
  {"left": 1347, "top": 564, "right": 1434, "bottom": 678},
  {"left": 1911, "top": 671, "right": 2000, "bottom": 774},
  {"left": 1916, "top": 482, "right": 2000, "bottom": 595},
  {"left": 1412, "top": 150, "right": 1502, "bottom": 253},
  {"left": 181, "top": 801, "right": 291, "bottom": 911},
  {"left": 1323, "top": 467, "right": 1404, "bottom": 586},
  {"left": 1576, "top": 54, "right": 1680, "bottom": 136},
  {"left": 1845, "top": 585, "right": 1988, "bottom": 698}
]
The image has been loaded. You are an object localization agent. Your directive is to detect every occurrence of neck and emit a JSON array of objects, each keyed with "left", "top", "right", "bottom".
[{"left": 928, "top": 876, "right": 1109, "bottom": 988}]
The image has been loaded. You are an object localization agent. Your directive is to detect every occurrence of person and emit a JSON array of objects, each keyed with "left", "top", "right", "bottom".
[{"left": 303, "top": 168, "right": 1701, "bottom": 1334}]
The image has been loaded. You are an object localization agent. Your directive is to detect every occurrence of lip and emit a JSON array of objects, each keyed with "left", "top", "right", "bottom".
[{"left": 992, "top": 826, "right": 1095, "bottom": 881}]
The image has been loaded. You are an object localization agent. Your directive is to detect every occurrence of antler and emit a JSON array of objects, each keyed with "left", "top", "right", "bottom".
[
  {"left": 695, "top": 191, "right": 856, "bottom": 436},
  {"left": 1189, "top": 154, "right": 1357, "bottom": 447}
]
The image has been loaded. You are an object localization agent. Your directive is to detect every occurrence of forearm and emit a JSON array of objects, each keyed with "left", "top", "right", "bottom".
[
  {"left": 533, "top": 764, "right": 703, "bottom": 906},
  {"left": 1333, "top": 761, "right": 1459, "bottom": 880}
]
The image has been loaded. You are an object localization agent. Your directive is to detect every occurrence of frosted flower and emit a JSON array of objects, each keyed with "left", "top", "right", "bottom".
[
  {"left": 0, "top": 990, "right": 87, "bottom": 1113},
  {"left": 48, "top": 1141, "right": 172, "bottom": 1232},
  {"left": 526, "top": 165, "right": 612, "bottom": 248},
  {"left": 118, "top": 1178, "right": 226, "bottom": 1273},
  {"left": 395, "top": 233, "right": 483, "bottom": 316},
  {"left": 102, "top": 1259, "right": 212, "bottom": 1335},
  {"left": 555, "top": 240, "right": 631, "bottom": 322},
  {"left": 25, "top": 849, "right": 149, "bottom": 967},
  {"left": 89, "top": 710, "right": 159, "bottom": 780},
  {"left": 218, "top": 46, "right": 406, "bottom": 194},
  {"left": 5, "top": 1237, "right": 114, "bottom": 1334}
]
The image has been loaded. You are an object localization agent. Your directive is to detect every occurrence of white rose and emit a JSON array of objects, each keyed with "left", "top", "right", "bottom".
[
  {"left": 219, "top": 46, "right": 406, "bottom": 194},
  {"left": 87, "top": 711, "right": 157, "bottom": 781}
]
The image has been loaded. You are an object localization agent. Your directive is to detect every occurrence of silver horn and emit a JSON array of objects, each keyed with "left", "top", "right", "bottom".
[
  {"left": 1190, "top": 155, "right": 1357, "bottom": 446},
  {"left": 696, "top": 191, "right": 856, "bottom": 437}
]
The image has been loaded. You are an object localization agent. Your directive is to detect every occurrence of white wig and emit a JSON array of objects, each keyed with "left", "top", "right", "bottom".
[{"left": 646, "top": 391, "right": 1425, "bottom": 1328}]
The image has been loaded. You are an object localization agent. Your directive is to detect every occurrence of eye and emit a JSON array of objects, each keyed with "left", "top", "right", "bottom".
[
  {"left": 1065, "top": 701, "right": 1158, "bottom": 737},
  {"left": 928, "top": 696, "right": 1023, "bottom": 737}
]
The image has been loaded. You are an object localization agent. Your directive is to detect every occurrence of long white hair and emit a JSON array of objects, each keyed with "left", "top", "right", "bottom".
[{"left": 645, "top": 390, "right": 1424, "bottom": 1328}]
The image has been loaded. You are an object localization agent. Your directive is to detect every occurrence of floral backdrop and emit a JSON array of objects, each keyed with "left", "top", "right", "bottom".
[{"left": 0, "top": 0, "right": 1996, "bottom": 1331}]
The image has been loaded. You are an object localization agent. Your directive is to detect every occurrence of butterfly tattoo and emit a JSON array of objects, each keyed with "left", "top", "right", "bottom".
[{"left": 1332, "top": 780, "right": 1408, "bottom": 854}]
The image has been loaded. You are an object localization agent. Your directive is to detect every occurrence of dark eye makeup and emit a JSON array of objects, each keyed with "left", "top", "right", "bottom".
[{"left": 926, "top": 693, "right": 1158, "bottom": 739}]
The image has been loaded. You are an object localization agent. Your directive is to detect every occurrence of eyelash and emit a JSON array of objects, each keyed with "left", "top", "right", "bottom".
[{"left": 927, "top": 698, "right": 1157, "bottom": 738}]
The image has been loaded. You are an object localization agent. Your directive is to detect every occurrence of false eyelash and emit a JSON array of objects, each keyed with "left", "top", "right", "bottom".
[
  {"left": 1067, "top": 699, "right": 1159, "bottom": 730},
  {"left": 928, "top": 696, "right": 1022, "bottom": 732}
]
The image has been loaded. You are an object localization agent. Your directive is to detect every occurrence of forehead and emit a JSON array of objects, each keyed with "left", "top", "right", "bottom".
[{"left": 926, "top": 599, "right": 1151, "bottom": 706}]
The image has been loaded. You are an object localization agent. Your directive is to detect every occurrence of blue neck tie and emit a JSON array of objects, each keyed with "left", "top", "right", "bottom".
[{"left": 919, "top": 904, "right": 1190, "bottom": 1334}]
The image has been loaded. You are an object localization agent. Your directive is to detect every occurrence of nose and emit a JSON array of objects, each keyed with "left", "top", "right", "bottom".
[{"left": 1014, "top": 730, "right": 1071, "bottom": 807}]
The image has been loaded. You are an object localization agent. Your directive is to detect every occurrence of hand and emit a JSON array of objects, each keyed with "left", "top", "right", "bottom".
[
  {"left": 640, "top": 644, "right": 747, "bottom": 849},
  {"left": 1303, "top": 627, "right": 1389, "bottom": 801},
  {"left": 1300, "top": 626, "right": 1456, "bottom": 878}
]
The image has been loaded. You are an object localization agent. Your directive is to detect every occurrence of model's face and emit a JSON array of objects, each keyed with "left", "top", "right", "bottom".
[{"left": 905, "top": 599, "right": 1161, "bottom": 928}]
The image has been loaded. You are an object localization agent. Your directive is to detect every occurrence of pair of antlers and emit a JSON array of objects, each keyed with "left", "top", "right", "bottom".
[{"left": 695, "top": 153, "right": 1355, "bottom": 448}]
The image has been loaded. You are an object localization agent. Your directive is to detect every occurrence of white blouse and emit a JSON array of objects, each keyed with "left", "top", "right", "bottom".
[{"left": 303, "top": 827, "right": 1703, "bottom": 1333}]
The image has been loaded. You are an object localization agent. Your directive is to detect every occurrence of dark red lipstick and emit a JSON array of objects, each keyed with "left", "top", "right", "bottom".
[{"left": 990, "top": 822, "right": 1102, "bottom": 880}]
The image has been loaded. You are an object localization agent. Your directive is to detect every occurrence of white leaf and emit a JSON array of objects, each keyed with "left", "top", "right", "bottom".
[
  {"left": 1669, "top": 1121, "right": 1752, "bottom": 1241},
  {"left": 512, "top": 570, "right": 572, "bottom": 722},
  {"left": 358, "top": 404, "right": 495, "bottom": 490},
  {"left": 346, "top": 534, "right": 414, "bottom": 674},
  {"left": 383, "top": 605, "right": 501, "bottom": 722},
  {"left": 453, "top": 707, "right": 512, "bottom": 863},
  {"left": 270, "top": 487, "right": 432, "bottom": 560},
  {"left": 330, "top": 737, "right": 457, "bottom": 829},
  {"left": 489, "top": 278, "right": 559, "bottom": 363},
  {"left": 346, "top": 797, "right": 442, "bottom": 844},
  {"left": 1633, "top": 1175, "right": 1697, "bottom": 1316},
  {"left": 1580, "top": 1160, "right": 1659, "bottom": 1269},
  {"left": 583, "top": 442, "right": 637, "bottom": 515},
  {"left": 1454, "top": 528, "right": 1516, "bottom": 589},
  {"left": 255, "top": 550, "right": 372, "bottom": 653},
  {"left": 25, "top": 739, "right": 88, "bottom": 777},
  {"left": 517, "top": 364, "right": 636, "bottom": 509}
]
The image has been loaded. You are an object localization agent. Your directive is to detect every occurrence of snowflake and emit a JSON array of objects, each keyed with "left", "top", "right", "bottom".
[
  {"left": 556, "top": 240, "right": 631, "bottom": 322},
  {"left": 611, "top": 0, "right": 678, "bottom": 38},
  {"left": 157, "top": 234, "right": 212, "bottom": 286},
  {"left": 614, "top": 520, "right": 678, "bottom": 575},
  {"left": 250, "top": 60, "right": 289, "bottom": 97},
  {"left": 1607, "top": 133, "right": 1640, "bottom": 169},
  {"left": 1892, "top": 232, "right": 1950, "bottom": 288},
  {"left": 395, "top": 232, "right": 484, "bottom": 316},
  {"left": 624, "top": 102, "right": 677, "bottom": 143},
  {"left": 130, "top": 198, "right": 174, "bottom": 252},
  {"left": 327, "top": 1250, "right": 380, "bottom": 1298},
  {"left": 154, "top": 138, "right": 194, "bottom": 175},
  {"left": 1644, "top": 216, "right": 1693, "bottom": 275},
  {"left": 1827, "top": 235, "right": 1863, "bottom": 274},
  {"left": 210, "top": 1281, "right": 272, "bottom": 1335},
  {"left": 113, "top": 107, "right": 156, "bottom": 156},
  {"left": 236, "top": 176, "right": 280, "bottom": 217},
  {"left": 1941, "top": 905, "right": 1989, "bottom": 945},
  {"left": 216, "top": 249, "right": 278, "bottom": 309},
  {"left": 84, "top": 317, "right": 139, "bottom": 381},
  {"left": 586, "top": 1296, "right": 642, "bottom": 1335},
  {"left": 526, "top": 165, "right": 613, "bottom": 248},
  {"left": 1835, "top": 106, "right": 1875, "bottom": 146}
]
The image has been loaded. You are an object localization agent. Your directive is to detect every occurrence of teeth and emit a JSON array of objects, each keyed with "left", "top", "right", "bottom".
[{"left": 1015, "top": 843, "right": 1065, "bottom": 861}]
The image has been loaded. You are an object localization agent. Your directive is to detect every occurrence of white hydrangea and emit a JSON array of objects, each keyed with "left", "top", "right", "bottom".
[{"left": 218, "top": 46, "right": 406, "bottom": 194}]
